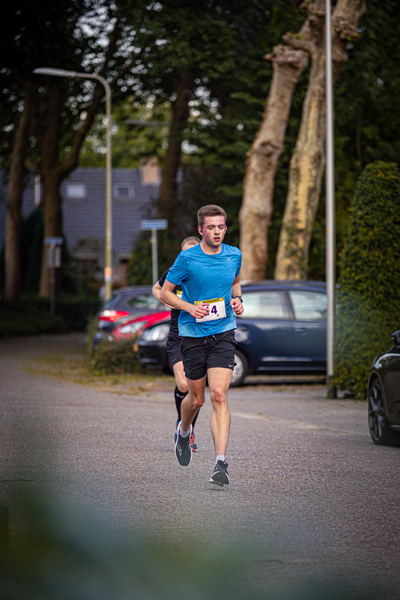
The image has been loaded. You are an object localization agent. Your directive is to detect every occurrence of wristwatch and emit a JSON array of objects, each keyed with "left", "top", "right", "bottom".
[{"left": 232, "top": 296, "right": 243, "bottom": 303}]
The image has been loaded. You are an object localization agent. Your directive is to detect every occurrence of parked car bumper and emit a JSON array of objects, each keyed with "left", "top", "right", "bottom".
[{"left": 136, "top": 339, "right": 170, "bottom": 371}]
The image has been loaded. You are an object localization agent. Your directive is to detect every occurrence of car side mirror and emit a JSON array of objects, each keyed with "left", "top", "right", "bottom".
[{"left": 391, "top": 329, "right": 400, "bottom": 346}]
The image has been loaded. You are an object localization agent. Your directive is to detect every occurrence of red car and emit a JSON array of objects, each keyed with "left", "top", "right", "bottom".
[
  {"left": 109, "top": 311, "right": 170, "bottom": 341},
  {"left": 92, "top": 286, "right": 168, "bottom": 347}
]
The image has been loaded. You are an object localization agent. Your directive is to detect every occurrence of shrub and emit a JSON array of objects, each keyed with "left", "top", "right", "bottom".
[
  {"left": 55, "top": 295, "right": 101, "bottom": 331},
  {"left": 90, "top": 337, "right": 145, "bottom": 375},
  {"left": 86, "top": 314, "right": 99, "bottom": 356},
  {"left": 334, "top": 162, "right": 400, "bottom": 397}
]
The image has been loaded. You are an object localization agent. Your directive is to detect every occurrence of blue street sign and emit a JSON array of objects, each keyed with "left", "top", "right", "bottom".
[
  {"left": 140, "top": 219, "right": 168, "bottom": 230},
  {"left": 44, "top": 237, "right": 63, "bottom": 245}
]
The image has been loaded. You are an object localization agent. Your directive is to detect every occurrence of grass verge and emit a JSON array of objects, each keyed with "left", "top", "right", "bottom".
[{"left": 23, "top": 350, "right": 174, "bottom": 396}]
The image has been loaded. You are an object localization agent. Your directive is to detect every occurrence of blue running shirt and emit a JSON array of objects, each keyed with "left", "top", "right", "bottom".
[{"left": 166, "top": 243, "right": 242, "bottom": 337}]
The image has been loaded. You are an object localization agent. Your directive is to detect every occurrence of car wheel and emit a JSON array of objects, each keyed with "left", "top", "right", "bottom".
[
  {"left": 368, "top": 379, "right": 400, "bottom": 446},
  {"left": 230, "top": 349, "right": 248, "bottom": 387}
]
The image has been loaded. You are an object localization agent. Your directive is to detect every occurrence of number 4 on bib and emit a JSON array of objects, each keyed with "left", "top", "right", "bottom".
[{"left": 195, "top": 297, "right": 226, "bottom": 323}]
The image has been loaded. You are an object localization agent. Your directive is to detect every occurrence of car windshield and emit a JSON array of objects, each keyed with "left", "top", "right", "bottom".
[{"left": 127, "top": 294, "right": 161, "bottom": 309}]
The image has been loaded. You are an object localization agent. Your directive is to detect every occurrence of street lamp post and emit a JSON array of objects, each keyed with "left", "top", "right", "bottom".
[
  {"left": 325, "top": 1, "right": 336, "bottom": 398},
  {"left": 33, "top": 67, "right": 113, "bottom": 301}
]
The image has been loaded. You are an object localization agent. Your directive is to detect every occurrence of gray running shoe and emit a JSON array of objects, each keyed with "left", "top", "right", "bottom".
[
  {"left": 209, "top": 460, "right": 230, "bottom": 486},
  {"left": 174, "top": 422, "right": 192, "bottom": 466}
]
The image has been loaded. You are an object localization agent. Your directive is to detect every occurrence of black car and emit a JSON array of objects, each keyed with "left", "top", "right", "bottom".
[
  {"left": 136, "top": 280, "right": 327, "bottom": 386},
  {"left": 368, "top": 329, "right": 400, "bottom": 446},
  {"left": 93, "top": 286, "right": 166, "bottom": 347}
]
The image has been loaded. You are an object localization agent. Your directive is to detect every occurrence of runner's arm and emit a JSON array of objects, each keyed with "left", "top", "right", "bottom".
[
  {"left": 160, "top": 280, "right": 209, "bottom": 319},
  {"left": 230, "top": 275, "right": 244, "bottom": 316},
  {"left": 152, "top": 281, "right": 162, "bottom": 300}
]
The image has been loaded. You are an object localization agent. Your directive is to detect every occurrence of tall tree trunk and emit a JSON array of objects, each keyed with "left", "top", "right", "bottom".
[
  {"left": 157, "top": 71, "right": 195, "bottom": 221},
  {"left": 239, "top": 46, "right": 308, "bottom": 280},
  {"left": 38, "top": 172, "right": 63, "bottom": 297},
  {"left": 37, "top": 84, "right": 64, "bottom": 298},
  {"left": 4, "top": 83, "right": 35, "bottom": 301},
  {"left": 274, "top": 0, "right": 366, "bottom": 280}
]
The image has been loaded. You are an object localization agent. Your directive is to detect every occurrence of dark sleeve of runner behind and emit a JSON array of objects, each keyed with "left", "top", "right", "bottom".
[
  {"left": 158, "top": 268, "right": 170, "bottom": 288},
  {"left": 158, "top": 267, "right": 180, "bottom": 335}
]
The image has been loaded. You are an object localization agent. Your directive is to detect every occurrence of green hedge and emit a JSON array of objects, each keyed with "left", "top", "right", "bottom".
[
  {"left": 24, "top": 294, "right": 101, "bottom": 331},
  {"left": 334, "top": 291, "right": 399, "bottom": 398},
  {"left": 0, "top": 301, "right": 66, "bottom": 335},
  {"left": 0, "top": 295, "right": 101, "bottom": 336},
  {"left": 334, "top": 161, "right": 400, "bottom": 397}
]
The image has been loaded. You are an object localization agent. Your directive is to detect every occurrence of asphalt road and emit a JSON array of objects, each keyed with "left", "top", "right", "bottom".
[{"left": 1, "top": 334, "right": 399, "bottom": 599}]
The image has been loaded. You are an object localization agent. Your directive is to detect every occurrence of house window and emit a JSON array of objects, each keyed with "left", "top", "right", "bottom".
[
  {"left": 66, "top": 183, "right": 87, "bottom": 200},
  {"left": 113, "top": 185, "right": 134, "bottom": 200}
]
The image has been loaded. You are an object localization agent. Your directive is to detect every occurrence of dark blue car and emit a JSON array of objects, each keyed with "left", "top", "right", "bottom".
[{"left": 136, "top": 280, "right": 327, "bottom": 386}]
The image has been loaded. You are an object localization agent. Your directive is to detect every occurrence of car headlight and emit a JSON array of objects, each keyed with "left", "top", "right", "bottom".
[
  {"left": 118, "top": 321, "right": 148, "bottom": 335},
  {"left": 141, "top": 323, "right": 170, "bottom": 341}
]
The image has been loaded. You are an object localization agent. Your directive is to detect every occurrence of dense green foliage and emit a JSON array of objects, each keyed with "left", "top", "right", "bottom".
[
  {"left": 334, "top": 162, "right": 400, "bottom": 397},
  {"left": 334, "top": 291, "right": 397, "bottom": 398},
  {"left": 338, "top": 162, "right": 400, "bottom": 305},
  {"left": 90, "top": 337, "right": 144, "bottom": 374}
]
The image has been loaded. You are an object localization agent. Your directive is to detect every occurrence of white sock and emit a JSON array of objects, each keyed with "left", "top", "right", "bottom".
[
  {"left": 179, "top": 425, "right": 190, "bottom": 438},
  {"left": 216, "top": 454, "right": 225, "bottom": 464}
]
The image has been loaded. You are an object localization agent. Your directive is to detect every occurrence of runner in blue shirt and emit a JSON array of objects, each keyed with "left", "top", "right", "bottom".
[{"left": 160, "top": 205, "right": 244, "bottom": 486}]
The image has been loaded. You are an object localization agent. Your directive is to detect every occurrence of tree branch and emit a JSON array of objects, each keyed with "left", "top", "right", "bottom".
[
  {"left": 60, "top": 19, "right": 145, "bottom": 177},
  {"left": 98, "top": 15, "right": 123, "bottom": 80},
  {"left": 282, "top": 32, "right": 315, "bottom": 54},
  {"left": 110, "top": 49, "right": 144, "bottom": 88}
]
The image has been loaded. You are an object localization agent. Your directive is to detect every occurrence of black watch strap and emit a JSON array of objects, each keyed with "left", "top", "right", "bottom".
[{"left": 233, "top": 296, "right": 243, "bottom": 302}]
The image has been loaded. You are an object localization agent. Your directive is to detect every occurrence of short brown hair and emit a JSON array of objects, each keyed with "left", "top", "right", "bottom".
[
  {"left": 197, "top": 205, "right": 227, "bottom": 229},
  {"left": 181, "top": 236, "right": 200, "bottom": 249}
]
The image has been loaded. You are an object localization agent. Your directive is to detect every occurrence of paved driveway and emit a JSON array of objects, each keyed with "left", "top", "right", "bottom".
[{"left": 0, "top": 334, "right": 398, "bottom": 598}]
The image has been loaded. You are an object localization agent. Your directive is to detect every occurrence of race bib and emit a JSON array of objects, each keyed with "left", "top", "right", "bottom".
[
  {"left": 195, "top": 297, "right": 226, "bottom": 323},
  {"left": 176, "top": 290, "right": 183, "bottom": 299}
]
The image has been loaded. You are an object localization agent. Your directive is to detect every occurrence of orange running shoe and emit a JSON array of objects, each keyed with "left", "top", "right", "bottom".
[{"left": 189, "top": 431, "right": 198, "bottom": 452}]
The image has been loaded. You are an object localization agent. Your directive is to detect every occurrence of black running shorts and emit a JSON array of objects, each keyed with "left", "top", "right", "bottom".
[
  {"left": 181, "top": 330, "right": 236, "bottom": 381},
  {"left": 166, "top": 332, "right": 183, "bottom": 367}
]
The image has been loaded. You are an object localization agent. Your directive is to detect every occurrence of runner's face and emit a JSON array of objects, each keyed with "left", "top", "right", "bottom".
[{"left": 199, "top": 216, "right": 227, "bottom": 248}]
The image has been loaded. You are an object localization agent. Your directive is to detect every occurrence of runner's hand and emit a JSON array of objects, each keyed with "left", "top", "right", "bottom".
[
  {"left": 189, "top": 302, "right": 209, "bottom": 319},
  {"left": 230, "top": 297, "right": 244, "bottom": 316}
]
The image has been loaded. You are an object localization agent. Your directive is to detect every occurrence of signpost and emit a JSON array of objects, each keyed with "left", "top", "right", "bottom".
[
  {"left": 44, "top": 237, "right": 63, "bottom": 315},
  {"left": 140, "top": 220, "right": 168, "bottom": 284}
]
